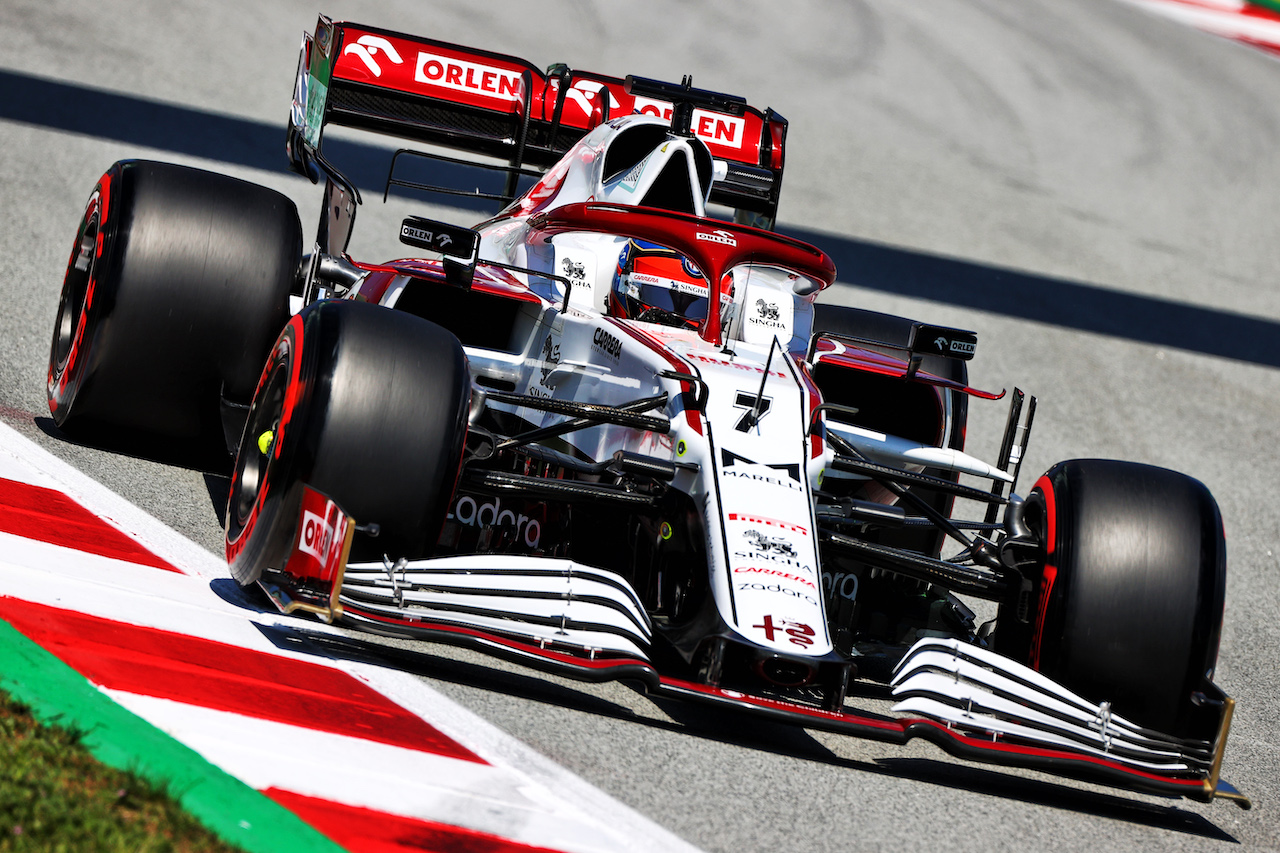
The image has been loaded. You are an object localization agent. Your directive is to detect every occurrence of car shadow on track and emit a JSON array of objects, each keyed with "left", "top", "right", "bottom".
[
  {"left": 790, "top": 221, "right": 1280, "bottom": 370},
  {"left": 9, "top": 66, "right": 1280, "bottom": 371},
  {"left": 33, "top": 416, "right": 234, "bottom": 476},
  {"left": 868, "top": 758, "right": 1237, "bottom": 842},
  {"left": 249, "top": 618, "right": 1236, "bottom": 842}
]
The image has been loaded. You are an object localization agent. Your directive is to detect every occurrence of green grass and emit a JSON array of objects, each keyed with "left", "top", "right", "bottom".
[{"left": 0, "top": 690, "right": 242, "bottom": 853}]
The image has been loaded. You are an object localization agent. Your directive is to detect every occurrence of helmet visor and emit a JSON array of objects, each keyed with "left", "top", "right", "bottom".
[{"left": 626, "top": 272, "right": 710, "bottom": 322}]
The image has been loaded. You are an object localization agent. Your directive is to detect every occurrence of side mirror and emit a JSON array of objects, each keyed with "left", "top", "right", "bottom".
[{"left": 906, "top": 323, "right": 977, "bottom": 377}]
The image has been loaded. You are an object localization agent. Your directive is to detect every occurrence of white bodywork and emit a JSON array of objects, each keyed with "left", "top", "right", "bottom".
[{"left": 362, "top": 114, "right": 983, "bottom": 660}]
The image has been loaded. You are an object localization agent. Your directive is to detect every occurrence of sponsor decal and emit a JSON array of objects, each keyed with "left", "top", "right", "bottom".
[
  {"left": 687, "top": 353, "right": 783, "bottom": 376},
  {"left": 727, "top": 507, "right": 803, "bottom": 535},
  {"left": 415, "top": 51, "right": 521, "bottom": 101},
  {"left": 561, "top": 258, "right": 586, "bottom": 281},
  {"left": 735, "top": 551, "right": 814, "bottom": 575},
  {"left": 592, "top": 327, "right": 622, "bottom": 360},
  {"left": 448, "top": 495, "right": 541, "bottom": 548},
  {"left": 287, "top": 488, "right": 350, "bottom": 584},
  {"left": 686, "top": 352, "right": 787, "bottom": 378},
  {"left": 400, "top": 217, "right": 477, "bottom": 258},
  {"left": 733, "top": 565, "right": 817, "bottom": 589},
  {"left": 630, "top": 272, "right": 708, "bottom": 296},
  {"left": 720, "top": 450, "right": 801, "bottom": 483},
  {"left": 752, "top": 614, "right": 816, "bottom": 647},
  {"left": 691, "top": 112, "right": 745, "bottom": 147},
  {"left": 556, "top": 247, "right": 597, "bottom": 308},
  {"left": 342, "top": 35, "right": 403, "bottom": 78},
  {"left": 487, "top": 220, "right": 521, "bottom": 240},
  {"left": 401, "top": 224, "right": 452, "bottom": 248},
  {"left": 696, "top": 229, "right": 738, "bottom": 247},
  {"left": 298, "top": 509, "right": 338, "bottom": 562},
  {"left": 564, "top": 79, "right": 621, "bottom": 118},
  {"left": 734, "top": 525, "right": 814, "bottom": 574},
  {"left": 632, "top": 97, "right": 747, "bottom": 149},
  {"left": 522, "top": 158, "right": 570, "bottom": 210},
  {"left": 721, "top": 467, "right": 802, "bottom": 492},
  {"left": 748, "top": 297, "right": 786, "bottom": 332},
  {"left": 915, "top": 325, "right": 977, "bottom": 359},
  {"left": 933, "top": 335, "right": 975, "bottom": 355},
  {"left": 731, "top": 390, "right": 773, "bottom": 433},
  {"left": 742, "top": 529, "right": 796, "bottom": 558},
  {"left": 737, "top": 583, "right": 818, "bottom": 606},
  {"left": 727, "top": 512, "right": 808, "bottom": 536},
  {"left": 822, "top": 570, "right": 860, "bottom": 602},
  {"left": 617, "top": 154, "right": 650, "bottom": 192},
  {"left": 538, "top": 333, "right": 561, "bottom": 384}
]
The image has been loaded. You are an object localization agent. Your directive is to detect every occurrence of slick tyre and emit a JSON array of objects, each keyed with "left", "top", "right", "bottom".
[
  {"left": 811, "top": 304, "right": 968, "bottom": 557},
  {"left": 48, "top": 160, "right": 301, "bottom": 448},
  {"left": 1026, "top": 459, "right": 1226, "bottom": 735},
  {"left": 226, "top": 300, "right": 471, "bottom": 587}
]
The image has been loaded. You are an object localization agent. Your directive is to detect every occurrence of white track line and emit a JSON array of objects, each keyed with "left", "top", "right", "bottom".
[
  {"left": 0, "top": 422, "right": 702, "bottom": 853},
  {"left": 1122, "top": 0, "right": 1280, "bottom": 48}
]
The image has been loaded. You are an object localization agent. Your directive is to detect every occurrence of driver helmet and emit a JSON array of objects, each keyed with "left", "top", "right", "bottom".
[{"left": 610, "top": 239, "right": 727, "bottom": 330}]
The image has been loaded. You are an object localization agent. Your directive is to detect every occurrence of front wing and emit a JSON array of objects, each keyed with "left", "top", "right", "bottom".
[{"left": 261, "top": 491, "right": 1250, "bottom": 809}]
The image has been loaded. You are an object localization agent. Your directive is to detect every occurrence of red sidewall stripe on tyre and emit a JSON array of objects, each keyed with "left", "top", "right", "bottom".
[{"left": 1028, "top": 474, "right": 1057, "bottom": 672}]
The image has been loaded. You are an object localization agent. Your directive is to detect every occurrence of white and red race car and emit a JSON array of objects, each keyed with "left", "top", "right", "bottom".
[{"left": 47, "top": 16, "right": 1247, "bottom": 808}]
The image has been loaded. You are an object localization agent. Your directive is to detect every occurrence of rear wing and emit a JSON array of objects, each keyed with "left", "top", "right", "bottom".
[{"left": 287, "top": 16, "right": 788, "bottom": 227}]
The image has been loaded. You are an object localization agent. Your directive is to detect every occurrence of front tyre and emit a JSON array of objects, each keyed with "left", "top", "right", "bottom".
[
  {"left": 226, "top": 300, "right": 471, "bottom": 587},
  {"left": 1026, "top": 459, "right": 1226, "bottom": 735}
]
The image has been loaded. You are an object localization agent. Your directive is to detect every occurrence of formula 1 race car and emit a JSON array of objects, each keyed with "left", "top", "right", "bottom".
[{"left": 47, "top": 15, "right": 1248, "bottom": 808}]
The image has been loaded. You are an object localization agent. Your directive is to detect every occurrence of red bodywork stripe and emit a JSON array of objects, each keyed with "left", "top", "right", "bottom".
[
  {"left": 796, "top": 360, "right": 824, "bottom": 459},
  {"left": 611, "top": 320, "right": 704, "bottom": 434},
  {"left": 0, "top": 478, "right": 179, "bottom": 573},
  {"left": 356, "top": 260, "right": 545, "bottom": 307},
  {"left": 0, "top": 597, "right": 485, "bottom": 765},
  {"left": 265, "top": 789, "right": 567, "bottom": 853},
  {"left": 906, "top": 719, "right": 1204, "bottom": 791}
]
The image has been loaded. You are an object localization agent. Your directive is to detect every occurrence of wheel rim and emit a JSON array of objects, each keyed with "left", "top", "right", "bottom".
[
  {"left": 53, "top": 209, "right": 99, "bottom": 372},
  {"left": 228, "top": 351, "right": 291, "bottom": 542}
]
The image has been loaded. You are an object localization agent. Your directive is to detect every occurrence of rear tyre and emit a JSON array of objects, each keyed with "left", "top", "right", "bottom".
[
  {"left": 1025, "top": 459, "right": 1226, "bottom": 735},
  {"left": 226, "top": 300, "right": 471, "bottom": 587},
  {"left": 48, "top": 160, "right": 300, "bottom": 450}
]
